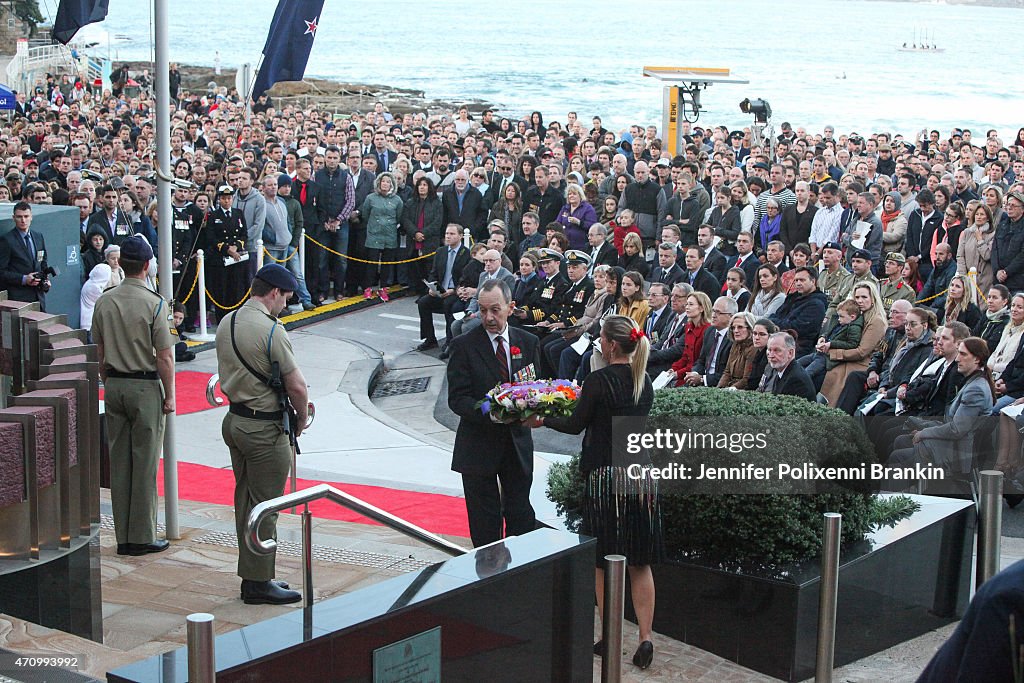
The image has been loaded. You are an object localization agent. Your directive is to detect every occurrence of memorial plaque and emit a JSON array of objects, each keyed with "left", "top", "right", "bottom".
[{"left": 372, "top": 627, "right": 441, "bottom": 683}]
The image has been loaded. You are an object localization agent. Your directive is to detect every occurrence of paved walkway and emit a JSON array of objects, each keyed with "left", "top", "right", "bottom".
[{"left": 174, "top": 301, "right": 570, "bottom": 527}]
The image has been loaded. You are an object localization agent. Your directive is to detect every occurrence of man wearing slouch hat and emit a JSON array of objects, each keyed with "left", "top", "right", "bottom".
[{"left": 217, "top": 264, "right": 308, "bottom": 605}]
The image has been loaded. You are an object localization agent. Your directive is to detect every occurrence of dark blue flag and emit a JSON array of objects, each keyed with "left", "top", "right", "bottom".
[
  {"left": 251, "top": 0, "right": 325, "bottom": 100},
  {"left": 53, "top": 0, "right": 109, "bottom": 45}
]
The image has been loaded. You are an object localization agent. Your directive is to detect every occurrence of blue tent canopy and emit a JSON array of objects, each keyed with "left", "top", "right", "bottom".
[{"left": 0, "top": 84, "right": 15, "bottom": 110}]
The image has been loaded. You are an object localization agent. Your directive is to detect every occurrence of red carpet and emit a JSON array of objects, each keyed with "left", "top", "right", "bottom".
[
  {"left": 157, "top": 460, "right": 470, "bottom": 538},
  {"left": 100, "top": 371, "right": 225, "bottom": 416}
]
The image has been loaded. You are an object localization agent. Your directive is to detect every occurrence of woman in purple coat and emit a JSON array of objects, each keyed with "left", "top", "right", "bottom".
[{"left": 556, "top": 183, "right": 598, "bottom": 251}]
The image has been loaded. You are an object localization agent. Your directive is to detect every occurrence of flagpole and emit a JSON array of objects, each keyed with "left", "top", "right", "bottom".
[{"left": 154, "top": 0, "right": 180, "bottom": 540}]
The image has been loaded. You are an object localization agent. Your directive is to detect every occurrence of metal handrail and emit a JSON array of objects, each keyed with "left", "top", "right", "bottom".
[{"left": 246, "top": 483, "right": 467, "bottom": 607}]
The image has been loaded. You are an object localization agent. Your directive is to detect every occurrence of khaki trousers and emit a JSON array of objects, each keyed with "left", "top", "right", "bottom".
[
  {"left": 105, "top": 377, "right": 165, "bottom": 544},
  {"left": 222, "top": 412, "right": 291, "bottom": 581}
]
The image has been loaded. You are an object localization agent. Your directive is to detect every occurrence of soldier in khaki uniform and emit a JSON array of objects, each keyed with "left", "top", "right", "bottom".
[
  {"left": 823, "top": 248, "right": 878, "bottom": 335},
  {"left": 216, "top": 264, "right": 308, "bottom": 605},
  {"left": 878, "top": 252, "right": 916, "bottom": 314},
  {"left": 817, "top": 241, "right": 853, "bottom": 312},
  {"left": 92, "top": 236, "right": 174, "bottom": 556}
]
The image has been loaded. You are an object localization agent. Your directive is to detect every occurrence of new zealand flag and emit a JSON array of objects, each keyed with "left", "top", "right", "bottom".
[
  {"left": 53, "top": 0, "right": 110, "bottom": 45},
  {"left": 251, "top": 0, "right": 325, "bottom": 100}
]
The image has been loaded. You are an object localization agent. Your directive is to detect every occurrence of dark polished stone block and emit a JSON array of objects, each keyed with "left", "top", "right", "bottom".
[
  {"left": 108, "top": 529, "right": 595, "bottom": 683},
  {"left": 0, "top": 525, "right": 103, "bottom": 642},
  {"left": 634, "top": 494, "right": 974, "bottom": 681}
]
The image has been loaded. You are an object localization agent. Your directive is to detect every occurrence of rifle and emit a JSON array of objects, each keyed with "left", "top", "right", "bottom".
[{"left": 269, "top": 359, "right": 299, "bottom": 453}]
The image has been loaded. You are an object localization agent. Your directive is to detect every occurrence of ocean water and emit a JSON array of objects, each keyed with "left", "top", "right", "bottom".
[{"left": 51, "top": 0, "right": 1024, "bottom": 138}]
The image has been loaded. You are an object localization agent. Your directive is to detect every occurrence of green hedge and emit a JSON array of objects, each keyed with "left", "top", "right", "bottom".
[{"left": 547, "top": 387, "right": 918, "bottom": 569}]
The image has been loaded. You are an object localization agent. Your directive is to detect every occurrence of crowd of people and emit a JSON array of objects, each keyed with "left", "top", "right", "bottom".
[
  {"left": 2, "top": 67, "right": 1023, "bottom": 488},
  {"left": 6, "top": 64, "right": 1024, "bottom": 672}
]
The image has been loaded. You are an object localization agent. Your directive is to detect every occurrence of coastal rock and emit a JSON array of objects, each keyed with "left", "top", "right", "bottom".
[{"left": 127, "top": 61, "right": 492, "bottom": 117}]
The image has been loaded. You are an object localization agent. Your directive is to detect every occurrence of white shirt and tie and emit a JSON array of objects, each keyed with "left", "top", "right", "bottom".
[
  {"left": 497, "top": 174, "right": 514, "bottom": 197},
  {"left": 443, "top": 247, "right": 458, "bottom": 289},
  {"left": 488, "top": 326, "right": 512, "bottom": 379},
  {"left": 705, "top": 327, "right": 727, "bottom": 383}
]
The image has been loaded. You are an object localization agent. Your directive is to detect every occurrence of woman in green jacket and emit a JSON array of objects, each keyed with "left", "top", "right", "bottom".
[{"left": 356, "top": 171, "right": 404, "bottom": 301}]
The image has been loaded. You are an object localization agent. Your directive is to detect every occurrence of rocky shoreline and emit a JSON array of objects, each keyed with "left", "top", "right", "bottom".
[{"left": 126, "top": 61, "right": 493, "bottom": 117}]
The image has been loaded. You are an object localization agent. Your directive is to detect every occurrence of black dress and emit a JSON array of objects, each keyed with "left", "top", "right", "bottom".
[{"left": 544, "top": 363, "right": 663, "bottom": 566}]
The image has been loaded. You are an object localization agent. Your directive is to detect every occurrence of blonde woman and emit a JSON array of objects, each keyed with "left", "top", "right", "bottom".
[
  {"left": 942, "top": 274, "right": 982, "bottom": 330},
  {"left": 718, "top": 312, "right": 759, "bottom": 389},
  {"left": 528, "top": 315, "right": 661, "bottom": 670},
  {"left": 820, "top": 281, "right": 887, "bottom": 406},
  {"left": 956, "top": 203, "right": 996, "bottom": 293}
]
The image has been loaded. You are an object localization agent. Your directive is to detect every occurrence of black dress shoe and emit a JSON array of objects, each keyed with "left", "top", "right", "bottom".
[
  {"left": 416, "top": 339, "right": 438, "bottom": 351},
  {"left": 124, "top": 539, "right": 170, "bottom": 556},
  {"left": 116, "top": 543, "right": 130, "bottom": 555},
  {"left": 439, "top": 344, "right": 451, "bottom": 360},
  {"left": 632, "top": 640, "right": 654, "bottom": 669},
  {"left": 239, "top": 579, "right": 290, "bottom": 598},
  {"left": 241, "top": 579, "right": 302, "bottom": 605}
]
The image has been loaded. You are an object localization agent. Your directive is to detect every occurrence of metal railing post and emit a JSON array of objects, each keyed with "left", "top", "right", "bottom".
[
  {"left": 978, "top": 470, "right": 1003, "bottom": 588},
  {"left": 299, "top": 228, "right": 307, "bottom": 279},
  {"left": 193, "top": 250, "right": 215, "bottom": 341},
  {"left": 462, "top": 228, "right": 471, "bottom": 248},
  {"left": 302, "top": 503, "right": 313, "bottom": 608},
  {"left": 256, "top": 239, "right": 264, "bottom": 269},
  {"left": 601, "top": 554, "right": 626, "bottom": 683},
  {"left": 815, "top": 513, "right": 842, "bottom": 683},
  {"left": 186, "top": 612, "right": 215, "bottom": 683}
]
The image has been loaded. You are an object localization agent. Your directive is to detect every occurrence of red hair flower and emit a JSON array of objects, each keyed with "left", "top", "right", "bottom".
[{"left": 630, "top": 328, "right": 646, "bottom": 342}]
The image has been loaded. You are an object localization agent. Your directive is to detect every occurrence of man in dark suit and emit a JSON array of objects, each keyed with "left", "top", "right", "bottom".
[
  {"left": 682, "top": 245, "right": 722, "bottom": 302},
  {"left": 416, "top": 224, "right": 471, "bottom": 351},
  {"left": 646, "top": 283, "right": 690, "bottom": 377},
  {"left": 586, "top": 224, "right": 618, "bottom": 277},
  {"left": 650, "top": 243, "right": 686, "bottom": 287},
  {"left": 447, "top": 279, "right": 540, "bottom": 547},
  {"left": 697, "top": 225, "right": 728, "bottom": 285},
  {"left": 484, "top": 155, "right": 528, "bottom": 208},
  {"left": 732, "top": 231, "right": 761, "bottom": 287},
  {"left": 758, "top": 331, "right": 816, "bottom": 401},
  {"left": 371, "top": 132, "right": 397, "bottom": 174},
  {"left": 87, "top": 183, "right": 135, "bottom": 245},
  {"left": 0, "top": 202, "right": 49, "bottom": 307},
  {"left": 644, "top": 283, "right": 675, "bottom": 345},
  {"left": 442, "top": 170, "right": 487, "bottom": 240},
  {"left": 683, "top": 296, "right": 736, "bottom": 387}
]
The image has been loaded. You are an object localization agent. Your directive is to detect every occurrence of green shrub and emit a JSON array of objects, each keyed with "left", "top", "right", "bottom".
[{"left": 547, "top": 387, "right": 917, "bottom": 570}]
